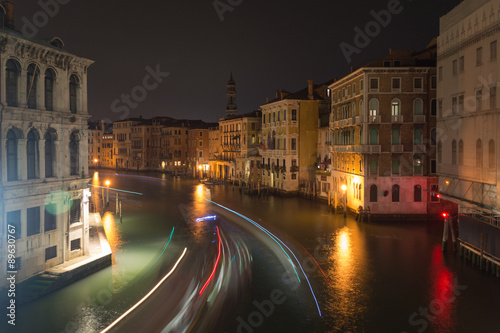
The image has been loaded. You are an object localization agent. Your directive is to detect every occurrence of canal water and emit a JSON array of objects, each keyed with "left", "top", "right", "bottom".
[{"left": 2, "top": 173, "right": 500, "bottom": 333}]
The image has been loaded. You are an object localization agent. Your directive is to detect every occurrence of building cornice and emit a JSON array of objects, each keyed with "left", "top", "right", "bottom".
[{"left": 0, "top": 31, "right": 94, "bottom": 73}]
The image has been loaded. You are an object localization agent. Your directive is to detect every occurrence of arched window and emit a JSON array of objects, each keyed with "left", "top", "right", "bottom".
[
  {"left": 392, "top": 184, "right": 400, "bottom": 202},
  {"left": 272, "top": 130, "right": 276, "bottom": 149},
  {"left": 431, "top": 128, "right": 436, "bottom": 146},
  {"left": 414, "top": 185, "right": 422, "bottom": 202},
  {"left": 45, "top": 69, "right": 55, "bottom": 111},
  {"left": 69, "top": 75, "right": 79, "bottom": 113},
  {"left": 369, "top": 129, "right": 378, "bottom": 145},
  {"left": 392, "top": 128, "right": 400, "bottom": 145},
  {"left": 352, "top": 102, "right": 356, "bottom": 117},
  {"left": 6, "top": 59, "right": 19, "bottom": 107},
  {"left": 431, "top": 99, "right": 437, "bottom": 116},
  {"left": 45, "top": 131, "right": 56, "bottom": 178},
  {"left": 70, "top": 132, "right": 80, "bottom": 176},
  {"left": 251, "top": 134, "right": 256, "bottom": 145},
  {"left": 489, "top": 139, "right": 495, "bottom": 169},
  {"left": 459, "top": 140, "right": 464, "bottom": 165},
  {"left": 370, "top": 184, "right": 377, "bottom": 202},
  {"left": 360, "top": 100, "right": 364, "bottom": 118},
  {"left": 369, "top": 99, "right": 379, "bottom": 116},
  {"left": 438, "top": 141, "right": 442, "bottom": 163},
  {"left": 27, "top": 129, "right": 40, "bottom": 179},
  {"left": 391, "top": 99, "right": 401, "bottom": 115},
  {"left": 476, "top": 139, "right": 483, "bottom": 168},
  {"left": 414, "top": 155, "right": 422, "bottom": 174},
  {"left": 414, "top": 128, "right": 423, "bottom": 145},
  {"left": 452, "top": 140, "right": 457, "bottom": 165},
  {"left": 27, "top": 64, "right": 39, "bottom": 109},
  {"left": 414, "top": 98, "right": 423, "bottom": 115},
  {"left": 392, "top": 158, "right": 400, "bottom": 175},
  {"left": 6, "top": 129, "right": 18, "bottom": 181},
  {"left": 370, "top": 159, "right": 378, "bottom": 175}
]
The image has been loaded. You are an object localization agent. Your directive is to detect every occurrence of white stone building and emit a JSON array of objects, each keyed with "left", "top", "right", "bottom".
[
  {"left": 437, "top": 0, "right": 500, "bottom": 213},
  {"left": 0, "top": 2, "right": 93, "bottom": 287}
]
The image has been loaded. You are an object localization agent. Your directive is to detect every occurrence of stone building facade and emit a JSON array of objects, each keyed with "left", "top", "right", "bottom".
[
  {"left": 0, "top": 2, "right": 93, "bottom": 287},
  {"left": 437, "top": 0, "right": 500, "bottom": 215},
  {"left": 260, "top": 80, "right": 330, "bottom": 194},
  {"left": 329, "top": 44, "right": 440, "bottom": 216}
]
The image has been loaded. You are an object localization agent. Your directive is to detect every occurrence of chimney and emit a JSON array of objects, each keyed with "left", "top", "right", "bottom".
[
  {"left": 276, "top": 90, "right": 280, "bottom": 99},
  {"left": 389, "top": 48, "right": 394, "bottom": 54},
  {"left": 101, "top": 119, "right": 105, "bottom": 131},
  {"left": 266, "top": 97, "right": 269, "bottom": 104},
  {"left": 2, "top": 1, "right": 14, "bottom": 28},
  {"left": 308, "top": 80, "right": 314, "bottom": 100}
]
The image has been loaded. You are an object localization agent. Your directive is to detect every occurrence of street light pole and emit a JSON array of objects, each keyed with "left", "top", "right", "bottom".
[{"left": 105, "top": 180, "right": 110, "bottom": 206}]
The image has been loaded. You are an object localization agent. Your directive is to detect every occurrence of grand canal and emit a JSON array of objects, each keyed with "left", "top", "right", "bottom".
[{"left": 3, "top": 172, "right": 500, "bottom": 333}]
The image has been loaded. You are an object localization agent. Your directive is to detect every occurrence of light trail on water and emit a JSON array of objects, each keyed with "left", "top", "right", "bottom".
[
  {"left": 199, "top": 226, "right": 222, "bottom": 296},
  {"left": 100, "top": 248, "right": 188, "bottom": 333},
  {"left": 206, "top": 200, "right": 322, "bottom": 317}
]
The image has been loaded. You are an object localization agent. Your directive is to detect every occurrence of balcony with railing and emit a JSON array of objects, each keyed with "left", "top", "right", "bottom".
[
  {"left": 330, "top": 121, "right": 339, "bottom": 128},
  {"left": 391, "top": 145, "right": 404, "bottom": 153},
  {"left": 413, "top": 115, "right": 426, "bottom": 123},
  {"left": 391, "top": 115, "right": 404, "bottom": 123},
  {"left": 369, "top": 115, "right": 381, "bottom": 124},
  {"left": 331, "top": 145, "right": 354, "bottom": 153},
  {"left": 361, "top": 145, "right": 381, "bottom": 153},
  {"left": 413, "top": 144, "right": 427, "bottom": 154}
]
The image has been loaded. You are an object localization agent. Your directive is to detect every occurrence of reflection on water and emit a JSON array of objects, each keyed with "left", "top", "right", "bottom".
[
  {"left": 429, "top": 245, "right": 456, "bottom": 332},
  {"left": 102, "top": 212, "right": 124, "bottom": 265},
  {"left": 325, "top": 224, "right": 369, "bottom": 332}
]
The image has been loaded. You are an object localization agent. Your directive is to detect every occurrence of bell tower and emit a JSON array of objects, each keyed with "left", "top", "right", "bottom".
[{"left": 226, "top": 72, "right": 237, "bottom": 118}]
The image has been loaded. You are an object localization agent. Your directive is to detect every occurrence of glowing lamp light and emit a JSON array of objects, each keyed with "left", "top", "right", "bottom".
[
  {"left": 105, "top": 180, "right": 110, "bottom": 186},
  {"left": 442, "top": 212, "right": 449, "bottom": 218},
  {"left": 445, "top": 180, "right": 450, "bottom": 185},
  {"left": 341, "top": 184, "right": 347, "bottom": 191},
  {"left": 94, "top": 159, "right": 98, "bottom": 163},
  {"left": 198, "top": 165, "right": 203, "bottom": 170},
  {"left": 436, "top": 194, "right": 441, "bottom": 198}
]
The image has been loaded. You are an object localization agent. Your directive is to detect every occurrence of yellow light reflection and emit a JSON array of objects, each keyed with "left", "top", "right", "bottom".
[
  {"left": 102, "top": 212, "right": 124, "bottom": 265},
  {"left": 196, "top": 184, "right": 204, "bottom": 198},
  {"left": 339, "top": 229, "right": 349, "bottom": 252},
  {"left": 93, "top": 172, "right": 99, "bottom": 182},
  {"left": 325, "top": 226, "right": 368, "bottom": 328}
]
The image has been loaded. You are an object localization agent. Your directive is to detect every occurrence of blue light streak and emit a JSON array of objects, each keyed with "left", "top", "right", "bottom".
[
  {"left": 128, "top": 227, "right": 175, "bottom": 287},
  {"left": 99, "top": 173, "right": 168, "bottom": 182},
  {"left": 88, "top": 184, "right": 143, "bottom": 196},
  {"left": 206, "top": 200, "right": 322, "bottom": 317},
  {"left": 206, "top": 200, "right": 300, "bottom": 283}
]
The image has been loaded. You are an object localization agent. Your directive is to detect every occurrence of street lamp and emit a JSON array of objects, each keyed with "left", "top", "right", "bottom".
[
  {"left": 341, "top": 184, "right": 347, "bottom": 218},
  {"left": 94, "top": 158, "right": 98, "bottom": 170},
  {"left": 105, "top": 180, "right": 110, "bottom": 206}
]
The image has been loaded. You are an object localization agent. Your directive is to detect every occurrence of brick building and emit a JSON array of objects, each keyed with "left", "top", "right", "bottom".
[{"left": 329, "top": 42, "right": 440, "bottom": 216}]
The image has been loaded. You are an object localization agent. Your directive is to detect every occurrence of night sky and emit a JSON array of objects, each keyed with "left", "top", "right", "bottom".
[{"left": 15, "top": 0, "right": 459, "bottom": 123}]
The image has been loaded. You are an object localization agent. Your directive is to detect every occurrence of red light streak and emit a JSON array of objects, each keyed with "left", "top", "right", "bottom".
[
  {"left": 199, "top": 226, "right": 222, "bottom": 296},
  {"left": 296, "top": 242, "right": 330, "bottom": 285}
]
